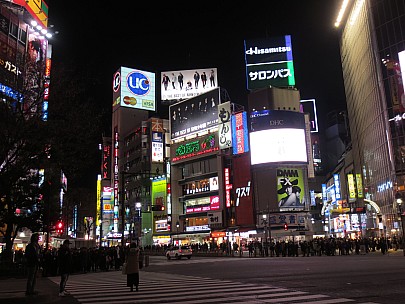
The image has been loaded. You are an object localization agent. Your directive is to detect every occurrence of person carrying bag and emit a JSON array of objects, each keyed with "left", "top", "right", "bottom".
[{"left": 125, "top": 243, "right": 140, "bottom": 292}]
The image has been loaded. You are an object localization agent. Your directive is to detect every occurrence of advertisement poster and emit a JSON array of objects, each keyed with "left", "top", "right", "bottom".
[
  {"left": 276, "top": 168, "right": 305, "bottom": 210},
  {"left": 161, "top": 68, "right": 218, "bottom": 103}
]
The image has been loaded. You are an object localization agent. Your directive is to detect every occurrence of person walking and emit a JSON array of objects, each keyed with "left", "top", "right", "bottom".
[
  {"left": 58, "top": 239, "right": 72, "bottom": 297},
  {"left": 25, "top": 233, "right": 41, "bottom": 296},
  {"left": 126, "top": 242, "right": 140, "bottom": 292}
]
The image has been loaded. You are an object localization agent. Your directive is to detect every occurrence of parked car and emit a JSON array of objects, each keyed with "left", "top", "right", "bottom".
[{"left": 166, "top": 245, "right": 192, "bottom": 260}]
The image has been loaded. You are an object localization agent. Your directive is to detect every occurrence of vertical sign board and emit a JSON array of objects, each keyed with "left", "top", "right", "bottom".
[
  {"left": 151, "top": 132, "right": 164, "bottom": 162},
  {"left": 232, "top": 111, "right": 249, "bottom": 155},
  {"left": 224, "top": 168, "right": 232, "bottom": 208},
  {"left": 334, "top": 173, "right": 341, "bottom": 200},
  {"left": 244, "top": 35, "right": 295, "bottom": 90},
  {"left": 96, "top": 177, "right": 101, "bottom": 226},
  {"left": 218, "top": 101, "right": 232, "bottom": 149},
  {"left": 102, "top": 142, "right": 112, "bottom": 180},
  {"left": 305, "top": 114, "right": 315, "bottom": 178},
  {"left": 356, "top": 174, "right": 364, "bottom": 198},
  {"left": 347, "top": 174, "right": 356, "bottom": 199},
  {"left": 233, "top": 153, "right": 255, "bottom": 226},
  {"left": 322, "top": 184, "right": 327, "bottom": 203},
  {"left": 399, "top": 51, "right": 405, "bottom": 104}
]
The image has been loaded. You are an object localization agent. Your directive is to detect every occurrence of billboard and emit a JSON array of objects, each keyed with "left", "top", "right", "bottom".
[
  {"left": 13, "top": 0, "right": 49, "bottom": 28},
  {"left": 102, "top": 187, "right": 114, "bottom": 214},
  {"left": 112, "top": 67, "right": 156, "bottom": 111},
  {"left": 244, "top": 35, "right": 295, "bottom": 90},
  {"left": 171, "top": 133, "right": 219, "bottom": 163},
  {"left": 169, "top": 88, "right": 220, "bottom": 140},
  {"left": 276, "top": 168, "right": 305, "bottom": 210},
  {"left": 300, "top": 99, "right": 319, "bottom": 133},
  {"left": 233, "top": 153, "right": 255, "bottom": 226},
  {"left": 152, "top": 177, "right": 167, "bottom": 211},
  {"left": 231, "top": 111, "right": 249, "bottom": 155},
  {"left": 218, "top": 101, "right": 232, "bottom": 150},
  {"left": 151, "top": 131, "right": 164, "bottom": 162},
  {"left": 161, "top": 68, "right": 218, "bottom": 103},
  {"left": 249, "top": 110, "right": 307, "bottom": 165}
]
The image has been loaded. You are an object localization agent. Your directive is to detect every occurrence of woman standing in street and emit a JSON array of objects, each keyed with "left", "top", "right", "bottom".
[{"left": 126, "top": 243, "right": 140, "bottom": 292}]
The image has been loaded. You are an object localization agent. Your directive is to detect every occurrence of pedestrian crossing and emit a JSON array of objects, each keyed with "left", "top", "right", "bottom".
[{"left": 48, "top": 271, "right": 379, "bottom": 304}]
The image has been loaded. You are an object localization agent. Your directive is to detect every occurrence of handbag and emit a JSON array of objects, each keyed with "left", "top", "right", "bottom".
[{"left": 122, "top": 262, "right": 127, "bottom": 275}]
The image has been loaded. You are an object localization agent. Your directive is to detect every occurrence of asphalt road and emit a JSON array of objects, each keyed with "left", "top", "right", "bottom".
[{"left": 144, "top": 250, "right": 405, "bottom": 304}]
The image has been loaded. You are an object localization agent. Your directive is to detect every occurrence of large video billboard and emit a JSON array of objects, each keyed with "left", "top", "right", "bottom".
[
  {"left": 169, "top": 88, "right": 220, "bottom": 140},
  {"left": 161, "top": 68, "right": 218, "bottom": 103},
  {"left": 244, "top": 35, "right": 295, "bottom": 90},
  {"left": 112, "top": 67, "right": 156, "bottom": 111},
  {"left": 249, "top": 110, "right": 307, "bottom": 165}
]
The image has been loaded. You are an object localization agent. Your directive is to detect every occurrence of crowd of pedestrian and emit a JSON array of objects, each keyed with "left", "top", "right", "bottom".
[{"left": 244, "top": 236, "right": 402, "bottom": 257}]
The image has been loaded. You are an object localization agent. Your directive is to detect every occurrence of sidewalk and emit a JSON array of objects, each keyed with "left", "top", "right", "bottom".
[{"left": 0, "top": 275, "right": 78, "bottom": 304}]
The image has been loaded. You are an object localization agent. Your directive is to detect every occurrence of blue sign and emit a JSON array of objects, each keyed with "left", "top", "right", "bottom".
[{"left": 127, "top": 71, "right": 150, "bottom": 96}]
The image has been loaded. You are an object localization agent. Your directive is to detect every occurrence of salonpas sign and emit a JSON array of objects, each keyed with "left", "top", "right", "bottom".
[{"left": 244, "top": 35, "right": 295, "bottom": 90}]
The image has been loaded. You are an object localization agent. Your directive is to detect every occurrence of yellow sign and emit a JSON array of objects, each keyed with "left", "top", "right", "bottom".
[
  {"left": 356, "top": 174, "right": 363, "bottom": 198},
  {"left": 348, "top": 174, "right": 356, "bottom": 199}
]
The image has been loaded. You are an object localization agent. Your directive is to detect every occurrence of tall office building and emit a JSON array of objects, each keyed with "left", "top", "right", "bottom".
[{"left": 336, "top": 0, "right": 405, "bottom": 235}]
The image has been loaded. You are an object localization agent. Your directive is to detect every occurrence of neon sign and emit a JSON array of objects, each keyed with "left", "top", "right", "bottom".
[{"left": 172, "top": 134, "right": 218, "bottom": 162}]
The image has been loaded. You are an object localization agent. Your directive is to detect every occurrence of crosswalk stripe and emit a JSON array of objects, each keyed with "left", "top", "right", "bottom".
[{"left": 48, "top": 271, "right": 379, "bottom": 304}]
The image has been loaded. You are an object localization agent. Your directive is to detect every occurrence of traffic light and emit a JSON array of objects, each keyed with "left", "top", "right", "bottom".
[
  {"left": 151, "top": 205, "right": 165, "bottom": 211},
  {"left": 56, "top": 221, "right": 64, "bottom": 234},
  {"left": 284, "top": 223, "right": 288, "bottom": 231}
]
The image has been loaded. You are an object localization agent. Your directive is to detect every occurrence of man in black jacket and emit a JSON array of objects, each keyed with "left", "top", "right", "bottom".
[
  {"left": 58, "top": 239, "right": 72, "bottom": 297},
  {"left": 25, "top": 233, "right": 41, "bottom": 296}
]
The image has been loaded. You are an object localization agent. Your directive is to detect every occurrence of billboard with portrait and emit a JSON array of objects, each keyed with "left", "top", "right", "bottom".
[
  {"left": 161, "top": 68, "right": 218, "bottom": 103},
  {"left": 169, "top": 88, "right": 220, "bottom": 140},
  {"left": 276, "top": 167, "right": 305, "bottom": 210}
]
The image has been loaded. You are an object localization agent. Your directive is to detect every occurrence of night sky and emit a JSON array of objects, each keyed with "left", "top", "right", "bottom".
[{"left": 47, "top": 0, "right": 347, "bottom": 125}]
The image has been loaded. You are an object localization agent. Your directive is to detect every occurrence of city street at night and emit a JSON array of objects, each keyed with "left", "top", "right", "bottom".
[{"left": 1, "top": 252, "right": 405, "bottom": 304}]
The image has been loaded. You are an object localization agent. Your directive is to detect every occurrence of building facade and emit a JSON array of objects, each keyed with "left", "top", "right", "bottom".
[{"left": 336, "top": 0, "right": 405, "bottom": 237}]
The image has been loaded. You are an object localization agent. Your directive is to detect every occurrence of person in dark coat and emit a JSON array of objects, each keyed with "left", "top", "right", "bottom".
[
  {"left": 126, "top": 242, "right": 140, "bottom": 292},
  {"left": 58, "top": 239, "right": 72, "bottom": 297},
  {"left": 25, "top": 233, "right": 41, "bottom": 296}
]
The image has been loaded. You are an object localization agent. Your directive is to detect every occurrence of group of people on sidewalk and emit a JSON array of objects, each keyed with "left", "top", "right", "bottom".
[
  {"left": 245, "top": 236, "right": 400, "bottom": 258},
  {"left": 24, "top": 235, "right": 144, "bottom": 297}
]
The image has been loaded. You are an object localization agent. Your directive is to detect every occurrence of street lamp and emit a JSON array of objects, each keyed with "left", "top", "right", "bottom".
[
  {"left": 395, "top": 193, "right": 405, "bottom": 256},
  {"left": 176, "top": 221, "right": 180, "bottom": 245},
  {"left": 135, "top": 202, "right": 142, "bottom": 246}
]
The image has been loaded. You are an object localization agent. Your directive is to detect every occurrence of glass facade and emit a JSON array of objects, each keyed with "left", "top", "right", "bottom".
[{"left": 339, "top": 0, "right": 405, "bottom": 235}]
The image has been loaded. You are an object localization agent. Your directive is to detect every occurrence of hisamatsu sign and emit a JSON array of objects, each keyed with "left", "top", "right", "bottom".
[{"left": 244, "top": 35, "right": 295, "bottom": 90}]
